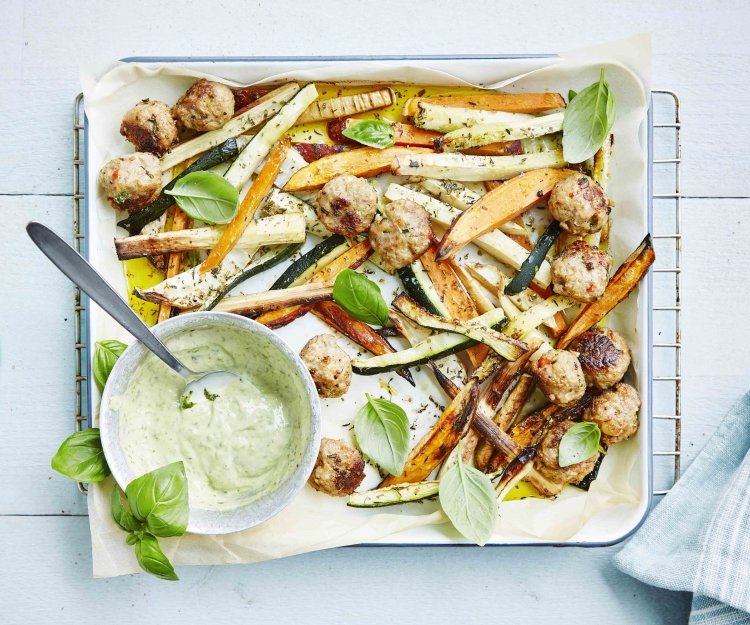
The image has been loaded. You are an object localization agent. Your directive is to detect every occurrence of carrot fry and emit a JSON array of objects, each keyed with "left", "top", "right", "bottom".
[{"left": 156, "top": 206, "right": 192, "bottom": 323}]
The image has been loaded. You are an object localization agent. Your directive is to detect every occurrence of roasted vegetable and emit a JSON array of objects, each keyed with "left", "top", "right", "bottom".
[
  {"left": 436, "top": 113, "right": 565, "bottom": 152},
  {"left": 434, "top": 168, "right": 576, "bottom": 260},
  {"left": 347, "top": 480, "right": 442, "bottom": 508},
  {"left": 402, "top": 93, "right": 566, "bottom": 117},
  {"left": 213, "top": 281, "right": 334, "bottom": 315},
  {"left": 397, "top": 260, "right": 449, "bottom": 317},
  {"left": 156, "top": 204, "right": 192, "bottom": 323},
  {"left": 502, "top": 295, "right": 577, "bottom": 340},
  {"left": 297, "top": 88, "right": 394, "bottom": 124},
  {"left": 413, "top": 103, "right": 536, "bottom": 132},
  {"left": 293, "top": 142, "right": 347, "bottom": 163},
  {"left": 261, "top": 187, "right": 331, "bottom": 238},
  {"left": 505, "top": 221, "right": 562, "bottom": 295},
  {"left": 270, "top": 235, "right": 348, "bottom": 290},
  {"left": 557, "top": 235, "right": 655, "bottom": 349}
]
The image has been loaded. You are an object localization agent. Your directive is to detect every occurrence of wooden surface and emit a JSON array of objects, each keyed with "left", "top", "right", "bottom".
[{"left": 2, "top": 1, "right": 749, "bottom": 622}]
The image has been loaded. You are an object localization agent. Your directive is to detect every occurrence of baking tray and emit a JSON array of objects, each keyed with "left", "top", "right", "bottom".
[{"left": 73, "top": 55, "right": 681, "bottom": 546}]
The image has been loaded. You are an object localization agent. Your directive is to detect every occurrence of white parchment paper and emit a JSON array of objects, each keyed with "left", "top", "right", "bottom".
[{"left": 81, "top": 34, "right": 651, "bottom": 577}]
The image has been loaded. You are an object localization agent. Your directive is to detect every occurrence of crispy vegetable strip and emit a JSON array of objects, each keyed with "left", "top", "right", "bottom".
[
  {"left": 213, "top": 282, "right": 334, "bottom": 316},
  {"left": 201, "top": 137, "right": 291, "bottom": 273},
  {"left": 557, "top": 235, "right": 655, "bottom": 349},
  {"left": 494, "top": 447, "right": 536, "bottom": 500},
  {"left": 419, "top": 247, "right": 486, "bottom": 368},
  {"left": 284, "top": 147, "right": 432, "bottom": 191},
  {"left": 448, "top": 260, "right": 496, "bottom": 315},
  {"left": 403, "top": 93, "right": 566, "bottom": 117},
  {"left": 156, "top": 205, "right": 192, "bottom": 323},
  {"left": 312, "top": 302, "right": 414, "bottom": 386},
  {"left": 255, "top": 239, "right": 372, "bottom": 328},
  {"left": 502, "top": 295, "right": 577, "bottom": 340},
  {"left": 435, "top": 168, "right": 577, "bottom": 260},
  {"left": 297, "top": 88, "right": 394, "bottom": 124},
  {"left": 436, "top": 113, "right": 565, "bottom": 152}
]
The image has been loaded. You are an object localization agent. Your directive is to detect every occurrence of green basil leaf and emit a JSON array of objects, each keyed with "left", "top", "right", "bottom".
[
  {"left": 562, "top": 69, "right": 616, "bottom": 164},
  {"left": 559, "top": 422, "right": 601, "bottom": 467},
  {"left": 93, "top": 340, "right": 127, "bottom": 390},
  {"left": 341, "top": 119, "right": 395, "bottom": 149},
  {"left": 568, "top": 89, "right": 577, "bottom": 102},
  {"left": 438, "top": 442, "right": 497, "bottom": 546},
  {"left": 125, "top": 462, "right": 189, "bottom": 537},
  {"left": 165, "top": 171, "right": 239, "bottom": 224},
  {"left": 51, "top": 429, "right": 110, "bottom": 482},
  {"left": 333, "top": 269, "right": 389, "bottom": 326},
  {"left": 134, "top": 533, "right": 179, "bottom": 581},
  {"left": 111, "top": 486, "right": 142, "bottom": 532},
  {"left": 354, "top": 394, "right": 409, "bottom": 476}
]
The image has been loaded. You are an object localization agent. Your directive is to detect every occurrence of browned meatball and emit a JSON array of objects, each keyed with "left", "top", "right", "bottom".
[
  {"left": 98, "top": 152, "right": 162, "bottom": 212},
  {"left": 308, "top": 437, "right": 366, "bottom": 496},
  {"left": 172, "top": 79, "right": 235, "bottom": 131},
  {"left": 569, "top": 327, "right": 631, "bottom": 389},
  {"left": 316, "top": 174, "right": 378, "bottom": 237},
  {"left": 548, "top": 174, "right": 612, "bottom": 236},
  {"left": 551, "top": 240, "right": 613, "bottom": 303},
  {"left": 299, "top": 334, "right": 352, "bottom": 398},
  {"left": 120, "top": 100, "right": 178, "bottom": 155},
  {"left": 528, "top": 349, "right": 586, "bottom": 406},
  {"left": 583, "top": 382, "right": 640, "bottom": 445},
  {"left": 369, "top": 199, "right": 432, "bottom": 272},
  {"left": 535, "top": 419, "right": 598, "bottom": 484}
]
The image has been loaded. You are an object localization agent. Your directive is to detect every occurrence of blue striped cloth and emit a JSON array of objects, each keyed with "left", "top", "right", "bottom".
[{"left": 615, "top": 391, "right": 750, "bottom": 624}]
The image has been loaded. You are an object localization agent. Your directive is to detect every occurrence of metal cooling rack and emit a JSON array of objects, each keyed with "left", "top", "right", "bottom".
[{"left": 71, "top": 89, "right": 683, "bottom": 497}]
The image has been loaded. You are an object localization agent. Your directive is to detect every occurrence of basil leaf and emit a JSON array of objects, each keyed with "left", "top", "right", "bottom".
[
  {"left": 568, "top": 89, "right": 577, "bottom": 102},
  {"left": 125, "top": 462, "right": 189, "bottom": 537},
  {"left": 354, "top": 394, "right": 409, "bottom": 476},
  {"left": 134, "top": 533, "right": 179, "bottom": 581},
  {"left": 438, "top": 442, "right": 497, "bottom": 546},
  {"left": 111, "top": 486, "right": 142, "bottom": 532},
  {"left": 342, "top": 120, "right": 395, "bottom": 149},
  {"left": 165, "top": 171, "right": 239, "bottom": 224},
  {"left": 333, "top": 269, "right": 389, "bottom": 326},
  {"left": 93, "top": 340, "right": 127, "bottom": 390},
  {"left": 51, "top": 429, "right": 110, "bottom": 482},
  {"left": 559, "top": 422, "right": 601, "bottom": 467},
  {"left": 562, "top": 69, "right": 616, "bottom": 164}
]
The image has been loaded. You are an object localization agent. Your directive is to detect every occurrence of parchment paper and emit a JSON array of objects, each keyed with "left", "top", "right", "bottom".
[{"left": 81, "top": 34, "right": 651, "bottom": 577}]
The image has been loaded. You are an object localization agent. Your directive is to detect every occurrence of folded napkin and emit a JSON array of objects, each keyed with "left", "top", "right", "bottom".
[{"left": 615, "top": 391, "right": 750, "bottom": 624}]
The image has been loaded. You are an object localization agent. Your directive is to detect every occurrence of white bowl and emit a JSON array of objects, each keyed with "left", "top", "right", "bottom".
[{"left": 99, "top": 312, "right": 321, "bottom": 535}]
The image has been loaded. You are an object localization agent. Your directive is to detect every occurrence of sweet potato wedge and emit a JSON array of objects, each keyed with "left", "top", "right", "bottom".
[
  {"left": 556, "top": 235, "right": 655, "bottom": 349},
  {"left": 435, "top": 168, "right": 578, "bottom": 260},
  {"left": 402, "top": 93, "right": 566, "bottom": 117},
  {"left": 284, "top": 146, "right": 432, "bottom": 191}
]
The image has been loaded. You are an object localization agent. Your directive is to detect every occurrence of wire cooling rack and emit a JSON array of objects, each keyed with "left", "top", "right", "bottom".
[{"left": 71, "top": 89, "right": 683, "bottom": 497}]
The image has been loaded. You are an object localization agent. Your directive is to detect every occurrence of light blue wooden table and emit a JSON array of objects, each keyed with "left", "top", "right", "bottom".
[{"left": 3, "top": 1, "right": 749, "bottom": 622}]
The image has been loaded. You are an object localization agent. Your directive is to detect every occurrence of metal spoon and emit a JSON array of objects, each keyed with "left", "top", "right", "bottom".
[{"left": 26, "top": 221, "right": 238, "bottom": 406}]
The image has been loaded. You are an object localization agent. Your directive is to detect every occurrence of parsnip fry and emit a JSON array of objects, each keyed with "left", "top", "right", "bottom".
[{"left": 297, "top": 88, "right": 394, "bottom": 124}]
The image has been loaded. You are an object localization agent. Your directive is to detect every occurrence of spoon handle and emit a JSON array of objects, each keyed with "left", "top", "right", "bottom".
[{"left": 26, "top": 222, "right": 191, "bottom": 378}]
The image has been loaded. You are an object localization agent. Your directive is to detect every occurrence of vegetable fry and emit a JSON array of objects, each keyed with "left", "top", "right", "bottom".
[
  {"left": 213, "top": 282, "right": 334, "bottom": 316},
  {"left": 402, "top": 93, "right": 566, "bottom": 117},
  {"left": 556, "top": 235, "right": 655, "bottom": 349},
  {"left": 156, "top": 205, "right": 191, "bottom": 323},
  {"left": 284, "top": 147, "right": 432, "bottom": 192},
  {"left": 297, "top": 88, "right": 394, "bottom": 124},
  {"left": 202, "top": 137, "right": 292, "bottom": 273},
  {"left": 436, "top": 113, "right": 565, "bottom": 152},
  {"left": 414, "top": 103, "right": 536, "bottom": 133},
  {"left": 435, "top": 168, "right": 577, "bottom": 260}
]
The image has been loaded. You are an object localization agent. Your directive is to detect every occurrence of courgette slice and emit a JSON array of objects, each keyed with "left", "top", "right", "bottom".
[
  {"left": 261, "top": 188, "right": 331, "bottom": 238},
  {"left": 504, "top": 221, "right": 562, "bottom": 296},
  {"left": 397, "top": 261, "right": 449, "bottom": 317},
  {"left": 270, "top": 234, "right": 348, "bottom": 290},
  {"left": 352, "top": 308, "right": 507, "bottom": 376},
  {"left": 203, "top": 242, "right": 303, "bottom": 311},
  {"left": 117, "top": 137, "right": 248, "bottom": 235},
  {"left": 573, "top": 443, "right": 608, "bottom": 491},
  {"left": 347, "top": 480, "right": 440, "bottom": 508}
]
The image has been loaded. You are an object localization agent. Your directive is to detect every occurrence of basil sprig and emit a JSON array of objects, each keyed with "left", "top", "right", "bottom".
[
  {"left": 354, "top": 394, "right": 410, "bottom": 476},
  {"left": 51, "top": 428, "right": 110, "bottom": 483},
  {"left": 165, "top": 171, "right": 239, "bottom": 224},
  {"left": 333, "top": 269, "right": 389, "bottom": 326},
  {"left": 93, "top": 340, "right": 127, "bottom": 389},
  {"left": 134, "top": 533, "right": 179, "bottom": 581},
  {"left": 559, "top": 422, "right": 601, "bottom": 467},
  {"left": 438, "top": 441, "right": 497, "bottom": 546},
  {"left": 562, "top": 69, "right": 616, "bottom": 164},
  {"left": 342, "top": 120, "right": 395, "bottom": 149}
]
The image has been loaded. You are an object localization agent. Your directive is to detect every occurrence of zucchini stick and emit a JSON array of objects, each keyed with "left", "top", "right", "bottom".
[
  {"left": 403, "top": 93, "right": 566, "bottom": 117},
  {"left": 502, "top": 295, "right": 577, "bottom": 340}
]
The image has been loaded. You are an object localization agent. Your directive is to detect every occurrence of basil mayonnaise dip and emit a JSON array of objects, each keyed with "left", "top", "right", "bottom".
[{"left": 112, "top": 324, "right": 310, "bottom": 512}]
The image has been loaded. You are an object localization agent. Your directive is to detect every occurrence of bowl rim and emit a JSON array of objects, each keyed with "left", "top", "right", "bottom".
[{"left": 99, "top": 311, "right": 321, "bottom": 535}]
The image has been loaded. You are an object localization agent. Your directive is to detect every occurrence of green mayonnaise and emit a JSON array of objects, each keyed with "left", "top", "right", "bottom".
[{"left": 113, "top": 324, "right": 310, "bottom": 512}]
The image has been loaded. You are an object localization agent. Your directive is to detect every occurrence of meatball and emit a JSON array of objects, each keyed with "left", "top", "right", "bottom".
[
  {"left": 308, "top": 438, "right": 366, "bottom": 496},
  {"left": 551, "top": 240, "right": 613, "bottom": 303},
  {"left": 368, "top": 199, "right": 432, "bottom": 272},
  {"left": 583, "top": 382, "right": 640, "bottom": 445},
  {"left": 299, "top": 334, "right": 352, "bottom": 398},
  {"left": 316, "top": 174, "right": 378, "bottom": 237},
  {"left": 548, "top": 174, "right": 612, "bottom": 236},
  {"left": 98, "top": 152, "right": 162, "bottom": 212},
  {"left": 120, "top": 99, "right": 178, "bottom": 155},
  {"left": 172, "top": 79, "right": 235, "bottom": 131},
  {"left": 569, "top": 327, "right": 631, "bottom": 389},
  {"left": 528, "top": 348, "right": 586, "bottom": 406},
  {"left": 535, "top": 419, "right": 598, "bottom": 484}
]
